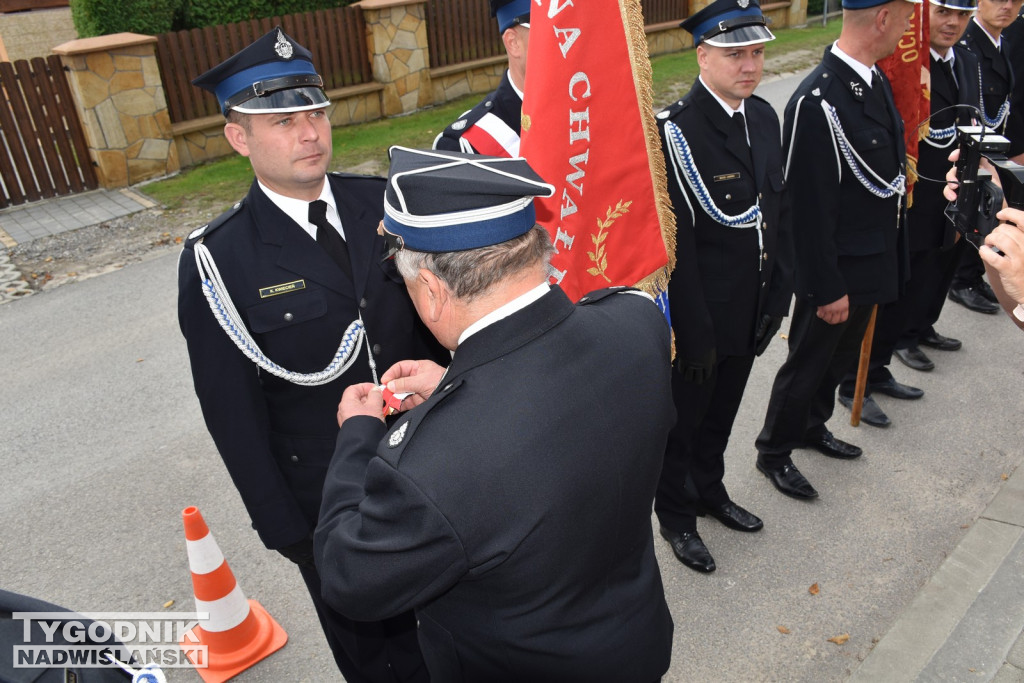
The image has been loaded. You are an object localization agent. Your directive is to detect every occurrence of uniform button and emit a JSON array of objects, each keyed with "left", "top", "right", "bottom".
[
  {"left": 290, "top": 455, "right": 299, "bottom": 462},
  {"left": 443, "top": 383, "right": 453, "bottom": 392},
  {"left": 359, "top": 297, "right": 367, "bottom": 309},
  {"left": 373, "top": 344, "right": 382, "bottom": 355},
  {"left": 763, "top": 252, "right": 769, "bottom": 261},
  {"left": 283, "top": 312, "right": 294, "bottom": 322},
  {"left": 762, "top": 222, "right": 768, "bottom": 229},
  {"left": 758, "top": 192, "right": 763, "bottom": 200},
  {"left": 725, "top": 193, "right": 732, "bottom": 200},
  {"left": 871, "top": 139, "right": 878, "bottom": 145}
]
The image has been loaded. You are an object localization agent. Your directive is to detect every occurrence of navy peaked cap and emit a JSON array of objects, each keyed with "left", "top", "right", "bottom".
[
  {"left": 383, "top": 147, "right": 554, "bottom": 253},
  {"left": 682, "top": 0, "right": 775, "bottom": 46},
  {"left": 192, "top": 27, "right": 329, "bottom": 115},
  {"left": 490, "top": 0, "right": 531, "bottom": 32}
]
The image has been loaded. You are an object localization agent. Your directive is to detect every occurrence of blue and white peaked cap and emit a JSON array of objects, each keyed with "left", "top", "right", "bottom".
[
  {"left": 928, "top": 0, "right": 975, "bottom": 10},
  {"left": 682, "top": 0, "right": 776, "bottom": 47},
  {"left": 383, "top": 147, "right": 555, "bottom": 253},
  {"left": 192, "top": 27, "right": 329, "bottom": 115}
]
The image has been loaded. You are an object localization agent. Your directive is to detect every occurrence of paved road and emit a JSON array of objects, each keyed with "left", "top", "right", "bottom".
[{"left": 1, "top": 70, "right": 1022, "bottom": 682}]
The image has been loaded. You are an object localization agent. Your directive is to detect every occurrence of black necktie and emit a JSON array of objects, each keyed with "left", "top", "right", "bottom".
[
  {"left": 309, "top": 199, "right": 352, "bottom": 279},
  {"left": 939, "top": 59, "right": 957, "bottom": 89},
  {"left": 733, "top": 111, "right": 753, "bottom": 164}
]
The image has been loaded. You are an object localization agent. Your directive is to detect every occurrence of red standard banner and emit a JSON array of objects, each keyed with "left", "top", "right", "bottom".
[
  {"left": 878, "top": 1, "right": 930, "bottom": 205},
  {"left": 520, "top": 0, "right": 675, "bottom": 304}
]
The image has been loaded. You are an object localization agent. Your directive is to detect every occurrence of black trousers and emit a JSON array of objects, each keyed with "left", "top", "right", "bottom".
[
  {"left": 655, "top": 354, "right": 756, "bottom": 533},
  {"left": 756, "top": 299, "right": 874, "bottom": 467},
  {"left": 297, "top": 562, "right": 428, "bottom": 683},
  {"left": 838, "top": 241, "right": 966, "bottom": 395},
  {"left": 950, "top": 236, "right": 985, "bottom": 289}
]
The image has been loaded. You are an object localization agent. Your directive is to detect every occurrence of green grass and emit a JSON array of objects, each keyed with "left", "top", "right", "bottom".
[{"left": 142, "top": 23, "right": 842, "bottom": 213}]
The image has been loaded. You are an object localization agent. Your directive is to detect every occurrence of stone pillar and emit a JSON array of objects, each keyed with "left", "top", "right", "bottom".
[
  {"left": 52, "top": 33, "right": 179, "bottom": 189},
  {"left": 357, "top": 0, "right": 432, "bottom": 117},
  {"left": 787, "top": 0, "right": 808, "bottom": 29}
]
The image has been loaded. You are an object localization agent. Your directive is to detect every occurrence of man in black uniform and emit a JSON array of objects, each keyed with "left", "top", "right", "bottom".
[
  {"left": 315, "top": 147, "right": 675, "bottom": 682},
  {"left": 754, "top": 0, "right": 915, "bottom": 499},
  {"left": 433, "top": 0, "right": 529, "bottom": 156},
  {"left": 654, "top": 0, "right": 791, "bottom": 573},
  {"left": 1002, "top": 2, "right": 1024, "bottom": 163},
  {"left": 178, "top": 28, "right": 442, "bottom": 683},
  {"left": 837, "top": 0, "right": 981, "bottom": 428},
  {"left": 948, "top": 0, "right": 1018, "bottom": 312}
]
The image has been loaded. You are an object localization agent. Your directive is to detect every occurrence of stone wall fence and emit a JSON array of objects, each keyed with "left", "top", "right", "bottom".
[{"left": 44, "top": 0, "right": 804, "bottom": 190}]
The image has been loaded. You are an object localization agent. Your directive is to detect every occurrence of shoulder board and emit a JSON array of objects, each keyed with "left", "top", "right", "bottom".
[
  {"left": 578, "top": 286, "right": 643, "bottom": 305},
  {"left": 185, "top": 199, "right": 245, "bottom": 247},
  {"left": 748, "top": 92, "right": 771, "bottom": 107},
  {"left": 447, "top": 94, "right": 498, "bottom": 133},
  {"left": 380, "top": 377, "right": 465, "bottom": 460},
  {"left": 329, "top": 171, "right": 386, "bottom": 182},
  {"left": 655, "top": 99, "right": 686, "bottom": 122}
]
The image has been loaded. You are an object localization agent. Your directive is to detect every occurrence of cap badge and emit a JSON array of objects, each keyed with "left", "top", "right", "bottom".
[
  {"left": 738, "top": 0, "right": 750, "bottom": 7},
  {"left": 274, "top": 29, "right": 294, "bottom": 59},
  {"left": 388, "top": 421, "right": 408, "bottom": 448}
]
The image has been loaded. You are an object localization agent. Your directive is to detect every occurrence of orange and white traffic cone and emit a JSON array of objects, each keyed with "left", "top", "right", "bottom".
[{"left": 179, "top": 506, "right": 287, "bottom": 683}]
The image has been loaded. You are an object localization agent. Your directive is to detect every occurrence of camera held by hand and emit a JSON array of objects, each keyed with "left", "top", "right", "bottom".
[{"left": 945, "top": 125, "right": 1024, "bottom": 245}]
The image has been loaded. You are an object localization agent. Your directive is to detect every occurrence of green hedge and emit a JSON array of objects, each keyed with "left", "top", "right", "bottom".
[
  {"left": 70, "top": 0, "right": 185, "bottom": 36},
  {"left": 184, "top": 0, "right": 351, "bottom": 29},
  {"left": 71, "top": 0, "right": 354, "bottom": 36}
]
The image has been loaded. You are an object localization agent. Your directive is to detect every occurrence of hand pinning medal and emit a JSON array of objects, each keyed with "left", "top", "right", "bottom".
[{"left": 380, "top": 385, "right": 412, "bottom": 417}]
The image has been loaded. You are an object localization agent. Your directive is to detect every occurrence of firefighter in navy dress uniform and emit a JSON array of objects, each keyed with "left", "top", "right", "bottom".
[
  {"left": 754, "top": 0, "right": 916, "bottom": 499},
  {"left": 947, "top": 0, "right": 1017, "bottom": 312},
  {"left": 177, "top": 28, "right": 443, "bottom": 683},
  {"left": 654, "top": 0, "right": 792, "bottom": 573},
  {"left": 315, "top": 147, "right": 675, "bottom": 682},
  {"left": 432, "top": 0, "right": 529, "bottom": 156}
]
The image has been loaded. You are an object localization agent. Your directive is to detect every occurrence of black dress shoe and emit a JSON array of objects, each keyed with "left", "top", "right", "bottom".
[
  {"left": 868, "top": 376, "right": 923, "bottom": 400},
  {"left": 977, "top": 280, "right": 999, "bottom": 304},
  {"left": 804, "top": 431, "right": 862, "bottom": 459},
  {"left": 697, "top": 500, "right": 764, "bottom": 532},
  {"left": 756, "top": 459, "right": 819, "bottom": 499},
  {"left": 838, "top": 393, "right": 890, "bottom": 428},
  {"left": 949, "top": 286, "right": 1000, "bottom": 314},
  {"left": 919, "top": 330, "right": 962, "bottom": 351},
  {"left": 894, "top": 346, "right": 935, "bottom": 372},
  {"left": 659, "top": 527, "right": 716, "bottom": 573}
]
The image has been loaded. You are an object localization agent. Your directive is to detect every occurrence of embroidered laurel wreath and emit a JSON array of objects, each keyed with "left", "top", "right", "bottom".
[{"left": 587, "top": 200, "right": 632, "bottom": 282}]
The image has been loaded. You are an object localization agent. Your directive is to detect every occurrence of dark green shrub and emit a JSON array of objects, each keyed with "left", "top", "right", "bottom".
[
  {"left": 183, "top": 0, "right": 351, "bottom": 29},
  {"left": 71, "top": 0, "right": 185, "bottom": 36}
]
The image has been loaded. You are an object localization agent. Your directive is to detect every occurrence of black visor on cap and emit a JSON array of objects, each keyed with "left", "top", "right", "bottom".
[
  {"left": 230, "top": 84, "right": 329, "bottom": 114},
  {"left": 703, "top": 22, "right": 775, "bottom": 46}
]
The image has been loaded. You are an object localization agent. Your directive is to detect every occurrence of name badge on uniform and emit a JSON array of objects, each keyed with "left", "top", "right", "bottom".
[
  {"left": 714, "top": 172, "right": 741, "bottom": 182},
  {"left": 259, "top": 280, "right": 306, "bottom": 298}
]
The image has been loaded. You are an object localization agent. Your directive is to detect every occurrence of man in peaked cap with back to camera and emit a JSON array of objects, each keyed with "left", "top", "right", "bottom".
[
  {"left": 433, "top": 0, "right": 529, "bottom": 155},
  {"left": 654, "top": 0, "right": 792, "bottom": 574},
  {"left": 178, "top": 28, "right": 444, "bottom": 682},
  {"left": 314, "top": 147, "right": 675, "bottom": 682},
  {"left": 834, "top": 0, "right": 983, "bottom": 428},
  {"left": 754, "top": 0, "right": 916, "bottom": 499}
]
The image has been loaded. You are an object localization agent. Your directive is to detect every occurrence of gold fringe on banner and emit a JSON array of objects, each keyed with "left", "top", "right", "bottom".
[{"left": 618, "top": 0, "right": 677, "bottom": 299}]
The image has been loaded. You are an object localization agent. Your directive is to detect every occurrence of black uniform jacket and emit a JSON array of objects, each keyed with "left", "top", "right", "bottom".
[
  {"left": 782, "top": 48, "right": 910, "bottom": 307},
  {"left": 177, "top": 173, "right": 443, "bottom": 550},
  {"left": 658, "top": 80, "right": 793, "bottom": 359},
  {"left": 960, "top": 19, "right": 1014, "bottom": 134},
  {"left": 910, "top": 47, "right": 982, "bottom": 251},
  {"left": 315, "top": 286, "right": 675, "bottom": 683},
  {"left": 1003, "top": 11, "right": 1024, "bottom": 155},
  {"left": 433, "top": 70, "right": 522, "bottom": 154}
]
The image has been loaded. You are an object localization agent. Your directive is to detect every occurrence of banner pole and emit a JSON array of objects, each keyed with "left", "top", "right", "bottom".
[{"left": 850, "top": 304, "right": 878, "bottom": 427}]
